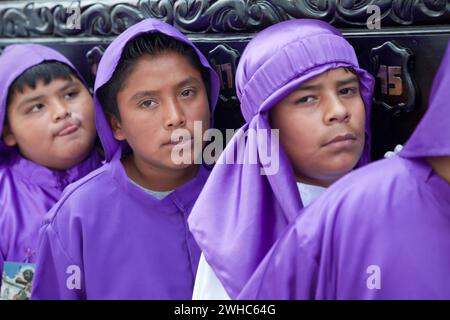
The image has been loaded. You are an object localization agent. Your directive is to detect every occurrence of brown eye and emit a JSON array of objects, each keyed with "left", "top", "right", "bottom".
[
  {"left": 295, "top": 96, "right": 316, "bottom": 105},
  {"left": 339, "top": 87, "right": 358, "bottom": 96},
  {"left": 64, "top": 90, "right": 80, "bottom": 100},
  {"left": 181, "top": 89, "right": 195, "bottom": 97},
  {"left": 140, "top": 99, "right": 157, "bottom": 109},
  {"left": 29, "top": 103, "right": 45, "bottom": 113}
]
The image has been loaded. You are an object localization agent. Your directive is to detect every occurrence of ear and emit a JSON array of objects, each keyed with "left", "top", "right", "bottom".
[
  {"left": 2, "top": 122, "right": 17, "bottom": 147},
  {"left": 106, "top": 113, "right": 126, "bottom": 141}
]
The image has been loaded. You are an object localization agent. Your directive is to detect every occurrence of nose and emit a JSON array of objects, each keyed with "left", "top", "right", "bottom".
[
  {"left": 163, "top": 98, "right": 186, "bottom": 130},
  {"left": 323, "top": 94, "right": 351, "bottom": 125},
  {"left": 52, "top": 100, "right": 71, "bottom": 122}
]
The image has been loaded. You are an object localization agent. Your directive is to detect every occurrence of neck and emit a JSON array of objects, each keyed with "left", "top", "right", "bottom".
[
  {"left": 296, "top": 175, "right": 337, "bottom": 188},
  {"left": 122, "top": 154, "right": 199, "bottom": 192},
  {"left": 426, "top": 156, "right": 450, "bottom": 184}
]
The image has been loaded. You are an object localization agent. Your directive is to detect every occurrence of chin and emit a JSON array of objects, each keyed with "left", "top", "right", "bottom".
[
  {"left": 65, "top": 140, "right": 93, "bottom": 156},
  {"left": 331, "top": 162, "right": 359, "bottom": 177},
  {"left": 168, "top": 161, "right": 197, "bottom": 171},
  {"left": 52, "top": 150, "right": 91, "bottom": 170},
  {"left": 327, "top": 154, "right": 361, "bottom": 175},
  {"left": 42, "top": 159, "right": 78, "bottom": 171}
]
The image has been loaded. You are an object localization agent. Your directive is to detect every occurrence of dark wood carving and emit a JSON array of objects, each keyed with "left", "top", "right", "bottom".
[{"left": 0, "top": 0, "right": 448, "bottom": 38}]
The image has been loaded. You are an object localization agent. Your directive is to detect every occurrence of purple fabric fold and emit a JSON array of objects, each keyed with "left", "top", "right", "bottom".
[
  {"left": 238, "top": 41, "right": 450, "bottom": 300},
  {"left": 188, "top": 19, "right": 374, "bottom": 299},
  {"left": 31, "top": 18, "right": 220, "bottom": 299},
  {"left": 0, "top": 44, "right": 101, "bottom": 279}
]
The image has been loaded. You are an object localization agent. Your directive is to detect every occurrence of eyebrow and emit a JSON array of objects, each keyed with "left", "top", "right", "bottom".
[
  {"left": 176, "top": 76, "right": 200, "bottom": 89},
  {"left": 294, "top": 76, "right": 359, "bottom": 92},
  {"left": 336, "top": 76, "right": 359, "bottom": 87},
  {"left": 130, "top": 76, "right": 201, "bottom": 102},
  {"left": 57, "top": 80, "right": 81, "bottom": 93},
  {"left": 17, "top": 95, "right": 45, "bottom": 110},
  {"left": 295, "top": 83, "right": 322, "bottom": 92},
  {"left": 16, "top": 80, "right": 80, "bottom": 110}
]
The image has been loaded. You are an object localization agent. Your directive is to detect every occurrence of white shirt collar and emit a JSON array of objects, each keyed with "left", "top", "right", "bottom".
[{"left": 296, "top": 182, "right": 327, "bottom": 207}]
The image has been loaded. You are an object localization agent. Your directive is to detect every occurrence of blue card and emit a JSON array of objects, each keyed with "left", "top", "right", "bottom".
[{"left": 1, "top": 261, "right": 36, "bottom": 300}]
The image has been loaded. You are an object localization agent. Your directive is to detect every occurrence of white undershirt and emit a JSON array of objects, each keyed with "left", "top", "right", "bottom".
[
  {"left": 192, "top": 182, "right": 327, "bottom": 300},
  {"left": 128, "top": 178, "right": 173, "bottom": 200}
]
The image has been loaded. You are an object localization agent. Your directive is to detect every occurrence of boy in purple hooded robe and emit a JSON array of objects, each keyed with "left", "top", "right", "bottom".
[
  {"left": 0, "top": 44, "right": 101, "bottom": 295},
  {"left": 188, "top": 19, "right": 375, "bottom": 299},
  {"left": 31, "top": 19, "right": 220, "bottom": 300},
  {"left": 238, "top": 42, "right": 450, "bottom": 300}
]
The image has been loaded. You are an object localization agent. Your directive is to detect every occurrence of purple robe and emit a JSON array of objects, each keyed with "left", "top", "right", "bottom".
[
  {"left": 31, "top": 18, "right": 220, "bottom": 299},
  {"left": 238, "top": 42, "right": 450, "bottom": 300},
  {"left": 0, "top": 45, "right": 101, "bottom": 280},
  {"left": 188, "top": 19, "right": 375, "bottom": 299}
]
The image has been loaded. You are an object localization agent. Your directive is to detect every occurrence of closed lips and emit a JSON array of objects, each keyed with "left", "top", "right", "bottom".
[
  {"left": 56, "top": 121, "right": 80, "bottom": 137},
  {"left": 163, "top": 136, "right": 193, "bottom": 146},
  {"left": 324, "top": 133, "right": 357, "bottom": 146}
]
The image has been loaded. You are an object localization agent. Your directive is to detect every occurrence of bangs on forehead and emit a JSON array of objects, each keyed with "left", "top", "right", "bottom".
[
  {"left": 6, "top": 61, "right": 79, "bottom": 107},
  {"left": 343, "top": 66, "right": 357, "bottom": 74}
]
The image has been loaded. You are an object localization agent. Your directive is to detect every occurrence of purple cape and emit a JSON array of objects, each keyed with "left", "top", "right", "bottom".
[
  {"left": 188, "top": 19, "right": 374, "bottom": 299},
  {"left": 0, "top": 44, "right": 101, "bottom": 278},
  {"left": 31, "top": 18, "right": 220, "bottom": 299},
  {"left": 238, "top": 42, "right": 450, "bottom": 300}
]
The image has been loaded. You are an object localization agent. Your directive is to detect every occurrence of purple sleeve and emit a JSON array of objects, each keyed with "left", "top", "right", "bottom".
[{"left": 31, "top": 215, "right": 85, "bottom": 300}]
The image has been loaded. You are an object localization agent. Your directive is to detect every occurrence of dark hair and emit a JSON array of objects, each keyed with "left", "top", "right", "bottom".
[
  {"left": 97, "top": 32, "right": 210, "bottom": 121},
  {"left": 343, "top": 66, "right": 357, "bottom": 75},
  {"left": 6, "top": 61, "right": 80, "bottom": 108}
]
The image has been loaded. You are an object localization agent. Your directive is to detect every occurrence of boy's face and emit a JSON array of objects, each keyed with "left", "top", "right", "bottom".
[
  {"left": 113, "top": 51, "right": 210, "bottom": 171},
  {"left": 3, "top": 76, "right": 96, "bottom": 170},
  {"left": 270, "top": 67, "right": 366, "bottom": 187}
]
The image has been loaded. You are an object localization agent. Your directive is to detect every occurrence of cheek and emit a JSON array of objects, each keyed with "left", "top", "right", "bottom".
[
  {"left": 186, "top": 96, "right": 210, "bottom": 123},
  {"left": 352, "top": 100, "right": 366, "bottom": 131},
  {"left": 197, "top": 107, "right": 211, "bottom": 129},
  {"left": 78, "top": 96, "right": 95, "bottom": 121},
  {"left": 277, "top": 116, "right": 322, "bottom": 171},
  {"left": 13, "top": 116, "right": 49, "bottom": 144},
  {"left": 122, "top": 112, "right": 159, "bottom": 146},
  {"left": 280, "top": 111, "right": 320, "bottom": 149}
]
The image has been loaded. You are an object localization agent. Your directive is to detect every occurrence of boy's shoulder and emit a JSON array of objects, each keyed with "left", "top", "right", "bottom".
[
  {"left": 44, "top": 162, "right": 118, "bottom": 224},
  {"left": 330, "top": 155, "right": 419, "bottom": 199},
  {"left": 299, "top": 156, "right": 419, "bottom": 228},
  {"left": 63, "top": 161, "right": 113, "bottom": 194},
  {"left": 294, "top": 156, "right": 421, "bottom": 250}
]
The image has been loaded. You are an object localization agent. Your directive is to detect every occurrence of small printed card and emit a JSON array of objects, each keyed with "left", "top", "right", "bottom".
[{"left": 1, "top": 261, "right": 36, "bottom": 300}]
